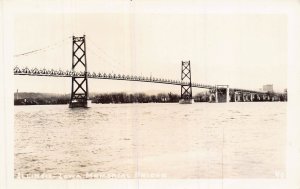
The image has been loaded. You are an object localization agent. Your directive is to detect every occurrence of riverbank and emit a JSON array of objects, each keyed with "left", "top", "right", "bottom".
[{"left": 14, "top": 92, "right": 212, "bottom": 105}]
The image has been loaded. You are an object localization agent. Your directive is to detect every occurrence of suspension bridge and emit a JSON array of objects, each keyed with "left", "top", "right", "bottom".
[{"left": 13, "top": 35, "right": 286, "bottom": 108}]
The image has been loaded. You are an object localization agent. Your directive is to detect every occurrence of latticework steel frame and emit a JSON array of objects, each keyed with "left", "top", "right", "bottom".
[
  {"left": 181, "top": 60, "right": 192, "bottom": 99},
  {"left": 70, "top": 35, "right": 89, "bottom": 102}
]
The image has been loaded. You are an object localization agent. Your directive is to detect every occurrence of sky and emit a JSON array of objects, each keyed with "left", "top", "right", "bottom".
[{"left": 13, "top": 3, "right": 287, "bottom": 94}]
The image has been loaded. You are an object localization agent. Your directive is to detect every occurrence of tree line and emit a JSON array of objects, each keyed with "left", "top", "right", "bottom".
[
  {"left": 14, "top": 91, "right": 286, "bottom": 105},
  {"left": 14, "top": 92, "right": 211, "bottom": 105},
  {"left": 92, "top": 92, "right": 210, "bottom": 104}
]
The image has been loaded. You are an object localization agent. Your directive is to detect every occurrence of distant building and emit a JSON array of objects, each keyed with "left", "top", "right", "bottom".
[{"left": 263, "top": 84, "right": 273, "bottom": 92}]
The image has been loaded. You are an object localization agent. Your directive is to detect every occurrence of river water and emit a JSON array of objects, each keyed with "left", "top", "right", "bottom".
[{"left": 14, "top": 102, "right": 286, "bottom": 179}]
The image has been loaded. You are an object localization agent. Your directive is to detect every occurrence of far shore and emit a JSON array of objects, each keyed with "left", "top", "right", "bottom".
[{"left": 14, "top": 90, "right": 287, "bottom": 106}]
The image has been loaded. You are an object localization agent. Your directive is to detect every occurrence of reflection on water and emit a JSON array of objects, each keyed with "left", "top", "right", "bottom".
[{"left": 14, "top": 102, "right": 286, "bottom": 179}]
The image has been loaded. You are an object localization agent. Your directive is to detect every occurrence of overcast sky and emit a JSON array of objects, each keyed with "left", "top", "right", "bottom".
[{"left": 13, "top": 3, "right": 287, "bottom": 94}]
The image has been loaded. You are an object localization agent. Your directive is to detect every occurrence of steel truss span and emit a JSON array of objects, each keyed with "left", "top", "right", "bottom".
[{"left": 13, "top": 66, "right": 271, "bottom": 95}]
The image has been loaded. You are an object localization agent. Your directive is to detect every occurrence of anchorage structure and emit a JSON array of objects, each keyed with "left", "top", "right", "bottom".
[
  {"left": 179, "top": 60, "right": 194, "bottom": 104},
  {"left": 69, "top": 35, "right": 91, "bottom": 108}
]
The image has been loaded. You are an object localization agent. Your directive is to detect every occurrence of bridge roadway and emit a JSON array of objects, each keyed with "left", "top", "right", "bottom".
[{"left": 13, "top": 66, "right": 269, "bottom": 95}]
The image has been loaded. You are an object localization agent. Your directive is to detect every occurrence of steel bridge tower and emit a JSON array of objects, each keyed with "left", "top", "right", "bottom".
[
  {"left": 179, "top": 60, "right": 194, "bottom": 104},
  {"left": 69, "top": 35, "right": 91, "bottom": 108}
]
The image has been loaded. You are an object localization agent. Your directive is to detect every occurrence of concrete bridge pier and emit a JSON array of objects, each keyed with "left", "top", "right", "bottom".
[
  {"left": 236, "top": 92, "right": 239, "bottom": 102},
  {"left": 233, "top": 92, "right": 236, "bottom": 102},
  {"left": 235, "top": 92, "right": 242, "bottom": 102},
  {"left": 247, "top": 93, "right": 252, "bottom": 101},
  {"left": 242, "top": 92, "right": 250, "bottom": 102},
  {"left": 262, "top": 94, "right": 270, "bottom": 101},
  {"left": 250, "top": 93, "right": 255, "bottom": 102},
  {"left": 242, "top": 93, "right": 246, "bottom": 102},
  {"left": 272, "top": 96, "right": 279, "bottom": 101},
  {"left": 226, "top": 85, "right": 230, "bottom": 103},
  {"left": 247, "top": 93, "right": 251, "bottom": 101},
  {"left": 215, "top": 89, "right": 218, "bottom": 103},
  {"left": 257, "top": 94, "right": 261, "bottom": 101}
]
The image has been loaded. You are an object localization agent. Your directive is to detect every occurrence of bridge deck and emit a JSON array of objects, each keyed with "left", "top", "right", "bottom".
[{"left": 14, "top": 67, "right": 272, "bottom": 94}]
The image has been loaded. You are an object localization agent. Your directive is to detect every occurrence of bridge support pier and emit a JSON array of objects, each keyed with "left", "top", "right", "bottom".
[
  {"left": 257, "top": 94, "right": 261, "bottom": 101},
  {"left": 234, "top": 92, "right": 239, "bottom": 102},
  {"left": 246, "top": 93, "right": 251, "bottom": 101},
  {"left": 235, "top": 91, "right": 243, "bottom": 102},
  {"left": 215, "top": 85, "right": 229, "bottom": 103},
  {"left": 215, "top": 88, "right": 218, "bottom": 103},
  {"left": 233, "top": 92, "right": 236, "bottom": 102},
  {"left": 262, "top": 94, "right": 269, "bottom": 101},
  {"left": 226, "top": 86, "right": 230, "bottom": 103},
  {"left": 234, "top": 91, "right": 239, "bottom": 102},
  {"left": 209, "top": 93, "right": 215, "bottom": 102},
  {"left": 69, "top": 35, "right": 91, "bottom": 108},
  {"left": 250, "top": 93, "right": 254, "bottom": 102},
  {"left": 179, "top": 61, "right": 194, "bottom": 104},
  {"left": 242, "top": 93, "right": 246, "bottom": 102}
]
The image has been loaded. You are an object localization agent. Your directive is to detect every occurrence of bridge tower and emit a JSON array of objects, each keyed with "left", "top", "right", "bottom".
[
  {"left": 179, "top": 60, "right": 194, "bottom": 104},
  {"left": 69, "top": 35, "right": 91, "bottom": 108}
]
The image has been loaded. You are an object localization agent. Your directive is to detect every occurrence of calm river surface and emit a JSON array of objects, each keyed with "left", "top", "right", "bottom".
[{"left": 14, "top": 102, "right": 286, "bottom": 179}]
